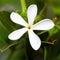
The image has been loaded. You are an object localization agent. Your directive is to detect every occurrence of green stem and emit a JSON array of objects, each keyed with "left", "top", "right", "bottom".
[
  {"left": 39, "top": 4, "right": 46, "bottom": 16},
  {"left": 20, "top": 0, "right": 26, "bottom": 13},
  {"left": 38, "top": 31, "right": 47, "bottom": 35},
  {"left": 0, "top": 42, "right": 18, "bottom": 52},
  {"left": 44, "top": 47, "right": 47, "bottom": 60},
  {"left": 42, "top": 41, "right": 54, "bottom": 45}
]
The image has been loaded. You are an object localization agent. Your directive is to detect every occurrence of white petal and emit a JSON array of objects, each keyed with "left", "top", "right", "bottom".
[
  {"left": 33, "top": 19, "right": 55, "bottom": 30},
  {"left": 8, "top": 28, "right": 27, "bottom": 40},
  {"left": 28, "top": 30, "right": 41, "bottom": 50},
  {"left": 10, "top": 12, "right": 27, "bottom": 26},
  {"left": 27, "top": 4, "right": 37, "bottom": 24}
]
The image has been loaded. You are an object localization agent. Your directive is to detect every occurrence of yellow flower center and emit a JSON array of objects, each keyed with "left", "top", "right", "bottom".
[{"left": 26, "top": 24, "right": 33, "bottom": 30}]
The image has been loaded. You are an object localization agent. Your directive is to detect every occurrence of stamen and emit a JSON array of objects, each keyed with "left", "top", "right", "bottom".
[{"left": 26, "top": 24, "right": 33, "bottom": 30}]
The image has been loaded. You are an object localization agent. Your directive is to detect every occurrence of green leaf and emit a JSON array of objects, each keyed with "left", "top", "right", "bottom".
[
  {"left": 0, "top": 11, "right": 19, "bottom": 50},
  {"left": 46, "top": 30, "right": 60, "bottom": 60}
]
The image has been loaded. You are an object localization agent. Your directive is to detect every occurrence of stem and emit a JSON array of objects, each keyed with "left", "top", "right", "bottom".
[
  {"left": 38, "top": 31, "right": 47, "bottom": 35},
  {"left": 39, "top": 4, "right": 46, "bottom": 16},
  {"left": 42, "top": 41, "right": 54, "bottom": 45},
  {"left": 56, "top": 25, "right": 60, "bottom": 30},
  {"left": 20, "top": 0, "right": 26, "bottom": 13},
  {"left": 0, "top": 42, "right": 18, "bottom": 52},
  {"left": 44, "top": 47, "right": 47, "bottom": 60}
]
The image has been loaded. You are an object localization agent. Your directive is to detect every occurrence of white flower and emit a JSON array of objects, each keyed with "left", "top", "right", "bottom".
[{"left": 8, "top": 4, "right": 55, "bottom": 50}]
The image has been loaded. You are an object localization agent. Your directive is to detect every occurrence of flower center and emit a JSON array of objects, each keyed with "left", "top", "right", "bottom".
[
  {"left": 26, "top": 24, "right": 33, "bottom": 30},
  {"left": 28, "top": 25, "right": 31, "bottom": 29}
]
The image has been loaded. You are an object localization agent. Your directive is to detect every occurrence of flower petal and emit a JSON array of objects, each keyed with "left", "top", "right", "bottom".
[
  {"left": 27, "top": 4, "right": 37, "bottom": 24},
  {"left": 33, "top": 19, "right": 55, "bottom": 30},
  {"left": 8, "top": 28, "right": 27, "bottom": 40},
  {"left": 28, "top": 30, "right": 41, "bottom": 50},
  {"left": 10, "top": 12, "right": 27, "bottom": 26}
]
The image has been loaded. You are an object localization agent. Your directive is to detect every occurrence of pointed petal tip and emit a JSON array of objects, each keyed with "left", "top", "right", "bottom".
[
  {"left": 33, "top": 40, "right": 41, "bottom": 51},
  {"left": 30, "top": 4, "right": 37, "bottom": 7},
  {"left": 33, "top": 42, "right": 41, "bottom": 51},
  {"left": 46, "top": 19, "right": 55, "bottom": 29},
  {"left": 8, "top": 34, "right": 18, "bottom": 41},
  {"left": 10, "top": 12, "right": 15, "bottom": 14},
  {"left": 10, "top": 12, "right": 16, "bottom": 17}
]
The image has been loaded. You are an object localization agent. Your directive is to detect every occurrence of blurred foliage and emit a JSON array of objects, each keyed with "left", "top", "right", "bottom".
[{"left": 0, "top": 0, "right": 60, "bottom": 60}]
